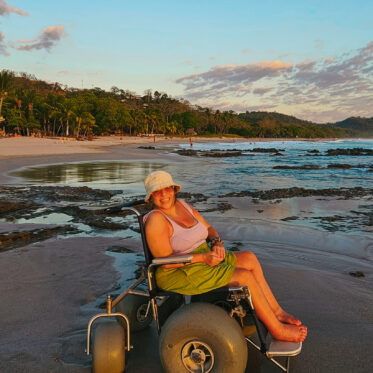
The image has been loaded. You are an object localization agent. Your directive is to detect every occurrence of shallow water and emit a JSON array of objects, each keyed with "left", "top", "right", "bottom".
[
  {"left": 9, "top": 140, "right": 372, "bottom": 196},
  {"left": 175, "top": 139, "right": 373, "bottom": 195},
  {"left": 4, "top": 139, "right": 373, "bottom": 237},
  {"left": 10, "top": 161, "right": 165, "bottom": 192}
]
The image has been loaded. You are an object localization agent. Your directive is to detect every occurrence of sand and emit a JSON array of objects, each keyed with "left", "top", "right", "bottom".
[{"left": 0, "top": 136, "right": 372, "bottom": 372}]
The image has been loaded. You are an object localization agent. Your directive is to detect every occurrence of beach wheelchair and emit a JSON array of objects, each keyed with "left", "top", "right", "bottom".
[{"left": 86, "top": 201, "right": 302, "bottom": 373}]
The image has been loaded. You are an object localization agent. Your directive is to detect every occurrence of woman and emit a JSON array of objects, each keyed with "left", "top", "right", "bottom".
[{"left": 144, "top": 171, "right": 307, "bottom": 343}]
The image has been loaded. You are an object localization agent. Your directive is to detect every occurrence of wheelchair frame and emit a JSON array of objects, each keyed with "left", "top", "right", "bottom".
[{"left": 86, "top": 202, "right": 302, "bottom": 373}]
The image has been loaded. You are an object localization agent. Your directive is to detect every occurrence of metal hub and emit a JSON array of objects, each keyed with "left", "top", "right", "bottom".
[
  {"left": 136, "top": 303, "right": 149, "bottom": 323},
  {"left": 181, "top": 340, "right": 214, "bottom": 373}
]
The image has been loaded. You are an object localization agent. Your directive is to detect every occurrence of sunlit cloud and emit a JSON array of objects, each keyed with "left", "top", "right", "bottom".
[
  {"left": 0, "top": 0, "right": 28, "bottom": 17},
  {"left": 176, "top": 60, "right": 292, "bottom": 97},
  {"left": 13, "top": 24, "right": 66, "bottom": 51},
  {"left": 325, "top": 57, "right": 335, "bottom": 64},
  {"left": 176, "top": 41, "right": 373, "bottom": 122}
]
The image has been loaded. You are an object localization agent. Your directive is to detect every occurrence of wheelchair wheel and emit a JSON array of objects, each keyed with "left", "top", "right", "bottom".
[
  {"left": 92, "top": 321, "right": 125, "bottom": 373},
  {"left": 159, "top": 302, "right": 247, "bottom": 373},
  {"left": 115, "top": 293, "right": 152, "bottom": 332}
]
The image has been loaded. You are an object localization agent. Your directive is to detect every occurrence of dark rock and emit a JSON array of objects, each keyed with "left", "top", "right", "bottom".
[
  {"left": 0, "top": 201, "right": 37, "bottom": 214},
  {"left": 178, "top": 193, "right": 209, "bottom": 203},
  {"left": 232, "top": 241, "right": 243, "bottom": 246},
  {"left": 220, "top": 187, "right": 373, "bottom": 200},
  {"left": 106, "top": 246, "right": 134, "bottom": 253},
  {"left": 58, "top": 206, "right": 128, "bottom": 230},
  {"left": 307, "top": 149, "right": 320, "bottom": 153},
  {"left": 175, "top": 149, "right": 198, "bottom": 156},
  {"left": 327, "top": 164, "right": 352, "bottom": 169},
  {"left": 137, "top": 146, "right": 155, "bottom": 149},
  {"left": 257, "top": 210, "right": 264, "bottom": 213},
  {"left": 201, "top": 151, "right": 243, "bottom": 158},
  {"left": 250, "top": 148, "right": 285, "bottom": 153},
  {"left": 0, "top": 226, "right": 78, "bottom": 252},
  {"left": 273, "top": 164, "right": 320, "bottom": 170},
  {"left": 281, "top": 216, "right": 299, "bottom": 221},
  {"left": 349, "top": 271, "right": 365, "bottom": 277},
  {"left": 199, "top": 202, "right": 233, "bottom": 213},
  {"left": 3, "top": 185, "right": 117, "bottom": 203},
  {"left": 311, "top": 215, "right": 344, "bottom": 222},
  {"left": 326, "top": 148, "right": 373, "bottom": 156}
]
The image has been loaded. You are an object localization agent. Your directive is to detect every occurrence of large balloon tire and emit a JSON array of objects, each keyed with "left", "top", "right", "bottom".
[
  {"left": 115, "top": 293, "right": 152, "bottom": 332},
  {"left": 92, "top": 322, "right": 125, "bottom": 373},
  {"left": 159, "top": 302, "right": 248, "bottom": 373}
]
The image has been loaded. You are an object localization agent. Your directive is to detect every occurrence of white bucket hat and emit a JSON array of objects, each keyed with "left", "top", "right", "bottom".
[{"left": 144, "top": 171, "right": 181, "bottom": 202}]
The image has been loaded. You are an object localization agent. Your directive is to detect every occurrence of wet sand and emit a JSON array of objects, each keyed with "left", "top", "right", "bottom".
[{"left": 0, "top": 138, "right": 372, "bottom": 372}]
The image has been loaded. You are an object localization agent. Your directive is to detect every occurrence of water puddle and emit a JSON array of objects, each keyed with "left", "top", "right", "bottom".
[{"left": 9, "top": 161, "right": 166, "bottom": 190}]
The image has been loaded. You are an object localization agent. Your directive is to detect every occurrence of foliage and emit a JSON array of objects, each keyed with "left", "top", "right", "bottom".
[
  {"left": 332, "top": 117, "right": 373, "bottom": 137},
  {"left": 0, "top": 69, "right": 369, "bottom": 138}
]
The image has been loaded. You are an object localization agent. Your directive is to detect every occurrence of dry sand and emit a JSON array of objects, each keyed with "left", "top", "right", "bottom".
[
  {"left": 0, "top": 135, "right": 248, "bottom": 159},
  {"left": 0, "top": 137, "right": 372, "bottom": 372}
]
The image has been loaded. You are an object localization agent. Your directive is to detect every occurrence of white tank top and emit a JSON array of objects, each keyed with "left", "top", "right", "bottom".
[{"left": 144, "top": 199, "right": 208, "bottom": 255}]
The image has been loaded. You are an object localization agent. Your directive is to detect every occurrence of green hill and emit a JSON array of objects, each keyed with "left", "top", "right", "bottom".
[
  {"left": 331, "top": 117, "right": 373, "bottom": 137},
  {"left": 236, "top": 111, "right": 347, "bottom": 138},
  {"left": 0, "top": 70, "right": 369, "bottom": 138}
]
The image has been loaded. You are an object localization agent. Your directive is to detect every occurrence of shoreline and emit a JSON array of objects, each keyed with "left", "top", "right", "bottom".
[
  {"left": 0, "top": 135, "right": 363, "bottom": 160},
  {"left": 0, "top": 137, "right": 372, "bottom": 372}
]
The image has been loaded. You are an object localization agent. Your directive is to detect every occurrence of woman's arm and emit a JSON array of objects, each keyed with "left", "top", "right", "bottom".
[
  {"left": 189, "top": 205, "right": 226, "bottom": 259},
  {"left": 145, "top": 211, "right": 174, "bottom": 258}
]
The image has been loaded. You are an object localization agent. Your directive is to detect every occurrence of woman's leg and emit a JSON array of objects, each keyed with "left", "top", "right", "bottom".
[
  {"left": 234, "top": 251, "right": 301, "bottom": 326},
  {"left": 229, "top": 268, "right": 307, "bottom": 342}
]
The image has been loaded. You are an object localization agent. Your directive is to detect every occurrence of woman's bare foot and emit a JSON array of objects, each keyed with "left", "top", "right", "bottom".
[
  {"left": 276, "top": 310, "right": 302, "bottom": 326},
  {"left": 270, "top": 323, "right": 308, "bottom": 342}
]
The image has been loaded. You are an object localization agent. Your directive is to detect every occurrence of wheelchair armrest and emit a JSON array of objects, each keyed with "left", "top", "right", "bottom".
[{"left": 151, "top": 255, "right": 193, "bottom": 266}]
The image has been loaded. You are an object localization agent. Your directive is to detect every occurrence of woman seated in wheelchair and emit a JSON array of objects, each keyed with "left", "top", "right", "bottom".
[{"left": 144, "top": 171, "right": 307, "bottom": 343}]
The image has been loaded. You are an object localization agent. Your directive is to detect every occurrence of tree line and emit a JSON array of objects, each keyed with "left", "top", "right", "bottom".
[{"left": 0, "top": 70, "right": 348, "bottom": 138}]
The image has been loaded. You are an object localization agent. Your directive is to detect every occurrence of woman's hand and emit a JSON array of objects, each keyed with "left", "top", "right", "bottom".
[
  {"left": 212, "top": 243, "right": 225, "bottom": 260},
  {"left": 203, "top": 251, "right": 224, "bottom": 266}
]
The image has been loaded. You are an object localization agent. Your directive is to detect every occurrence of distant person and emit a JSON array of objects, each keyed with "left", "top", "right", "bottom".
[{"left": 143, "top": 171, "right": 307, "bottom": 342}]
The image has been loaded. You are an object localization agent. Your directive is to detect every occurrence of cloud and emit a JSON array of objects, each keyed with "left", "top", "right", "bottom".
[
  {"left": 0, "top": 0, "right": 28, "bottom": 16},
  {"left": 0, "top": 30, "right": 9, "bottom": 55},
  {"left": 0, "top": 1, "right": 28, "bottom": 55},
  {"left": 253, "top": 86, "right": 273, "bottom": 95},
  {"left": 14, "top": 24, "right": 66, "bottom": 51},
  {"left": 176, "top": 60, "right": 292, "bottom": 101},
  {"left": 213, "top": 101, "right": 276, "bottom": 113},
  {"left": 325, "top": 57, "right": 335, "bottom": 64},
  {"left": 176, "top": 40, "right": 373, "bottom": 122}
]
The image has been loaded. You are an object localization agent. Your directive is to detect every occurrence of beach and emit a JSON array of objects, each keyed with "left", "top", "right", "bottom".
[{"left": 0, "top": 136, "right": 372, "bottom": 373}]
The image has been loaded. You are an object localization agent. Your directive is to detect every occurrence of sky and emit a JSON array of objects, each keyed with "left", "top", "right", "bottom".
[{"left": 0, "top": 0, "right": 372, "bottom": 123}]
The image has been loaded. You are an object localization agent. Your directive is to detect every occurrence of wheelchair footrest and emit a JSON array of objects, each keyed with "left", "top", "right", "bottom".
[{"left": 266, "top": 339, "right": 302, "bottom": 358}]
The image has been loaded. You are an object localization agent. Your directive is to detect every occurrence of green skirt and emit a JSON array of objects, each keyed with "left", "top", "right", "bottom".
[{"left": 155, "top": 242, "right": 237, "bottom": 295}]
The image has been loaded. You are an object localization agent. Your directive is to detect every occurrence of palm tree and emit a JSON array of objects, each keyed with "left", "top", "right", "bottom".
[
  {"left": 59, "top": 100, "right": 74, "bottom": 137},
  {"left": 72, "top": 98, "right": 93, "bottom": 138},
  {"left": 22, "top": 90, "right": 37, "bottom": 136},
  {"left": 0, "top": 70, "right": 13, "bottom": 125}
]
